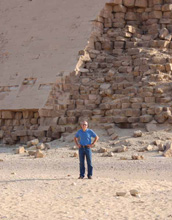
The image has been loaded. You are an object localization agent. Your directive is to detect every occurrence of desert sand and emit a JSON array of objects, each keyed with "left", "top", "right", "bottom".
[{"left": 0, "top": 126, "right": 172, "bottom": 220}]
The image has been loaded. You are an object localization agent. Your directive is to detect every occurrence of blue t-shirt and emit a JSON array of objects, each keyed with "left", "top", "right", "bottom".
[{"left": 75, "top": 129, "right": 97, "bottom": 146}]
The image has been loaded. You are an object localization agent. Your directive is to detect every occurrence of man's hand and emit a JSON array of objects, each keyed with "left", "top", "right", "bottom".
[
  {"left": 77, "top": 144, "right": 81, "bottom": 148},
  {"left": 87, "top": 144, "right": 94, "bottom": 148}
]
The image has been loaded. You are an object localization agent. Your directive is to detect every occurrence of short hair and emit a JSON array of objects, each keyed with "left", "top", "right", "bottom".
[{"left": 80, "top": 121, "right": 88, "bottom": 125}]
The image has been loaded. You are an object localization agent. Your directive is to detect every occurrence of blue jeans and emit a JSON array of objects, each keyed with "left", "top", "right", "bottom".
[{"left": 79, "top": 146, "right": 93, "bottom": 177}]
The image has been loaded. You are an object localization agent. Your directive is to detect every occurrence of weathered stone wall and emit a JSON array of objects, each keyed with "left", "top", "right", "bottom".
[{"left": 2, "top": 0, "right": 172, "bottom": 144}]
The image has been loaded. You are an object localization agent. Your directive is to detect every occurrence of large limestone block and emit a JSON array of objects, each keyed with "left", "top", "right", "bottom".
[
  {"left": 162, "top": 4, "right": 172, "bottom": 11},
  {"left": 123, "top": 0, "right": 135, "bottom": 7},
  {"left": 153, "top": 0, "right": 163, "bottom": 4},
  {"left": 125, "top": 12, "right": 137, "bottom": 20},
  {"left": 135, "top": 0, "right": 147, "bottom": 7},
  {"left": 15, "top": 146, "right": 25, "bottom": 154},
  {"left": 140, "top": 115, "right": 153, "bottom": 123},
  {"left": 23, "top": 111, "right": 33, "bottom": 119},
  {"left": 113, "top": 116, "right": 128, "bottom": 123},
  {"left": 2, "top": 111, "right": 15, "bottom": 119},
  {"left": 114, "top": 0, "right": 123, "bottom": 4},
  {"left": 149, "top": 11, "right": 162, "bottom": 19},
  {"left": 35, "top": 150, "right": 45, "bottom": 158},
  {"left": 159, "top": 28, "right": 169, "bottom": 39},
  {"left": 113, "top": 5, "right": 126, "bottom": 12},
  {"left": 163, "top": 142, "right": 172, "bottom": 157}
]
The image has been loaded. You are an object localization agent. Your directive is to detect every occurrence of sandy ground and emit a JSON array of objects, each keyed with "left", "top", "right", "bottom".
[{"left": 0, "top": 126, "right": 172, "bottom": 220}]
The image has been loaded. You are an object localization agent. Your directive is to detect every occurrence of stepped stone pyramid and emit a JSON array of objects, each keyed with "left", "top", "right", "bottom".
[{"left": 1, "top": 0, "right": 172, "bottom": 144}]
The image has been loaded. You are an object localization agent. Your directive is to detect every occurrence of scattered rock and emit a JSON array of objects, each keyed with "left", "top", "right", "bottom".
[
  {"left": 133, "top": 130, "right": 142, "bottom": 137},
  {"left": 27, "top": 139, "right": 39, "bottom": 147},
  {"left": 72, "top": 182, "right": 76, "bottom": 186},
  {"left": 131, "top": 154, "right": 144, "bottom": 160},
  {"left": 120, "top": 157, "right": 128, "bottom": 160},
  {"left": 107, "top": 128, "right": 116, "bottom": 136},
  {"left": 153, "top": 140, "right": 162, "bottom": 146},
  {"left": 28, "top": 145, "right": 37, "bottom": 150},
  {"left": 15, "top": 146, "right": 25, "bottom": 154},
  {"left": 158, "top": 143, "right": 165, "bottom": 151},
  {"left": 116, "top": 191, "right": 127, "bottom": 197},
  {"left": 114, "top": 145, "right": 128, "bottom": 153},
  {"left": 145, "top": 145, "right": 153, "bottom": 151},
  {"left": 102, "top": 152, "right": 114, "bottom": 157},
  {"left": 98, "top": 147, "right": 107, "bottom": 153},
  {"left": 71, "top": 145, "right": 78, "bottom": 150},
  {"left": 28, "top": 150, "right": 36, "bottom": 156},
  {"left": 73, "top": 152, "right": 78, "bottom": 157},
  {"left": 146, "top": 123, "right": 157, "bottom": 132},
  {"left": 110, "top": 133, "right": 118, "bottom": 140},
  {"left": 163, "top": 142, "right": 172, "bottom": 157},
  {"left": 0, "top": 159, "right": 4, "bottom": 162},
  {"left": 107, "top": 152, "right": 114, "bottom": 157},
  {"left": 37, "top": 143, "right": 45, "bottom": 150},
  {"left": 130, "top": 189, "right": 140, "bottom": 197},
  {"left": 44, "top": 143, "right": 51, "bottom": 149},
  {"left": 35, "top": 150, "right": 45, "bottom": 158}
]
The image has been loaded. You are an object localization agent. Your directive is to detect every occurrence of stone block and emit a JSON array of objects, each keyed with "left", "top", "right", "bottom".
[
  {"left": 159, "top": 28, "right": 169, "bottom": 39},
  {"left": 113, "top": 116, "right": 128, "bottom": 123},
  {"left": 23, "top": 111, "right": 33, "bottom": 119},
  {"left": 128, "top": 117, "right": 139, "bottom": 123},
  {"left": 153, "top": 0, "right": 163, "bottom": 4},
  {"left": 14, "top": 112, "right": 22, "bottom": 120},
  {"left": 33, "top": 130, "right": 45, "bottom": 138},
  {"left": 113, "top": 0, "right": 123, "bottom": 4},
  {"left": 149, "top": 11, "right": 162, "bottom": 19},
  {"left": 135, "top": 0, "right": 147, "bottom": 7},
  {"left": 51, "top": 125, "right": 65, "bottom": 133},
  {"left": 153, "top": 5, "right": 162, "bottom": 10},
  {"left": 133, "top": 130, "right": 142, "bottom": 137},
  {"left": 0, "top": 130, "right": 4, "bottom": 139},
  {"left": 114, "top": 41, "right": 124, "bottom": 49},
  {"left": 160, "top": 18, "right": 172, "bottom": 24},
  {"left": 124, "top": 109, "right": 133, "bottom": 117},
  {"left": 15, "top": 146, "right": 25, "bottom": 154},
  {"left": 31, "top": 118, "right": 38, "bottom": 125},
  {"left": 140, "top": 115, "right": 153, "bottom": 123},
  {"left": 130, "top": 97, "right": 143, "bottom": 103},
  {"left": 122, "top": 103, "right": 131, "bottom": 109},
  {"left": 58, "top": 117, "right": 67, "bottom": 125},
  {"left": 15, "top": 130, "right": 28, "bottom": 137},
  {"left": 162, "top": 4, "right": 172, "bottom": 11},
  {"left": 67, "top": 117, "right": 77, "bottom": 124},
  {"left": 145, "top": 97, "right": 155, "bottom": 103},
  {"left": 100, "top": 103, "right": 110, "bottom": 110},
  {"left": 35, "top": 150, "right": 45, "bottom": 158},
  {"left": 13, "top": 120, "right": 20, "bottom": 126},
  {"left": 165, "top": 63, "right": 172, "bottom": 71},
  {"left": 123, "top": 0, "right": 135, "bottom": 7},
  {"left": 19, "top": 136, "right": 29, "bottom": 144},
  {"left": 113, "top": 5, "right": 126, "bottom": 12},
  {"left": 34, "top": 112, "right": 39, "bottom": 118},
  {"left": 125, "top": 12, "right": 137, "bottom": 20},
  {"left": 2, "top": 111, "right": 15, "bottom": 119}
]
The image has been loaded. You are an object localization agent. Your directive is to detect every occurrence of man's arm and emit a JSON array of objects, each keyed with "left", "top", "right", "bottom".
[
  {"left": 88, "top": 135, "right": 99, "bottom": 148},
  {"left": 74, "top": 137, "right": 81, "bottom": 148}
]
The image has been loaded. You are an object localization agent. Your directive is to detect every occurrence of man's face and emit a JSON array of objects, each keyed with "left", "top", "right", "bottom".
[{"left": 81, "top": 121, "right": 88, "bottom": 131}]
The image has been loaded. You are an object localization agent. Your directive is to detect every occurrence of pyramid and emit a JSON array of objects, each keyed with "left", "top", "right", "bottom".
[{"left": 1, "top": 0, "right": 172, "bottom": 144}]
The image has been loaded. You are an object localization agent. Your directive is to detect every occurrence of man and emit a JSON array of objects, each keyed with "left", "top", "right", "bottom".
[{"left": 74, "top": 121, "right": 99, "bottom": 179}]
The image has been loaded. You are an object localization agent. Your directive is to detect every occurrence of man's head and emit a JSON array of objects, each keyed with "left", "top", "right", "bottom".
[{"left": 80, "top": 121, "right": 88, "bottom": 131}]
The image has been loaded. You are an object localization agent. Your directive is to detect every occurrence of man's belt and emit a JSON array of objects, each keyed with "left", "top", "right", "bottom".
[{"left": 81, "top": 145, "right": 89, "bottom": 148}]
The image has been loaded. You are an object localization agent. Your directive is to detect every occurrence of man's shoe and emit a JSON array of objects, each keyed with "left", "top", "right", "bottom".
[
  {"left": 78, "top": 176, "right": 84, "bottom": 179},
  {"left": 88, "top": 176, "right": 92, "bottom": 179}
]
